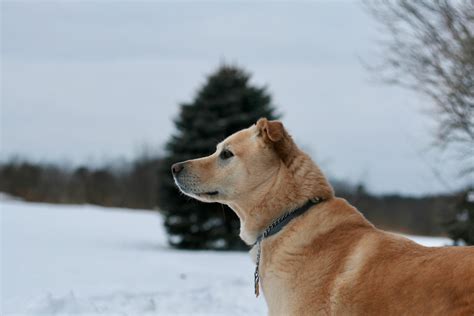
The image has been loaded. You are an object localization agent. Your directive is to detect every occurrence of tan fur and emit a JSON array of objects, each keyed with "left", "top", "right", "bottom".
[{"left": 172, "top": 118, "right": 474, "bottom": 315}]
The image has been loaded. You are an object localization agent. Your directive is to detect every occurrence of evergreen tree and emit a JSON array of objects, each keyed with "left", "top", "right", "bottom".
[
  {"left": 445, "top": 188, "right": 474, "bottom": 245},
  {"left": 158, "top": 65, "right": 279, "bottom": 250}
]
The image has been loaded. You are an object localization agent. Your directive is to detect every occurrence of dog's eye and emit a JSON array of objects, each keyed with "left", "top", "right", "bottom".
[{"left": 219, "top": 149, "right": 234, "bottom": 160}]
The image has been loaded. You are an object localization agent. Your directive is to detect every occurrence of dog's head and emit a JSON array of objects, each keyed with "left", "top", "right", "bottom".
[
  {"left": 172, "top": 118, "right": 334, "bottom": 243},
  {"left": 171, "top": 118, "right": 296, "bottom": 204}
]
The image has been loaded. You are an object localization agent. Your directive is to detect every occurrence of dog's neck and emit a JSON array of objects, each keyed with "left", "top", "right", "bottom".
[{"left": 228, "top": 151, "right": 334, "bottom": 245}]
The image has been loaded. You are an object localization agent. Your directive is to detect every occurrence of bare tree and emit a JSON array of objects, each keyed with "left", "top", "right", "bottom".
[{"left": 364, "top": 0, "right": 474, "bottom": 174}]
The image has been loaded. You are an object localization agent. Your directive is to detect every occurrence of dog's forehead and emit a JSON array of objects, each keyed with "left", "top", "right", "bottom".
[{"left": 218, "top": 125, "right": 257, "bottom": 149}]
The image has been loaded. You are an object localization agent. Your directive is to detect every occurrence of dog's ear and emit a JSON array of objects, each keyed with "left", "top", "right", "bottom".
[
  {"left": 256, "top": 118, "right": 297, "bottom": 165},
  {"left": 256, "top": 118, "right": 284, "bottom": 142}
]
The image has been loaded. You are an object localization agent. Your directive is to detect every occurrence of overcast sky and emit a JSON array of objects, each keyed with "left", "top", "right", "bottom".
[{"left": 1, "top": 1, "right": 470, "bottom": 195}]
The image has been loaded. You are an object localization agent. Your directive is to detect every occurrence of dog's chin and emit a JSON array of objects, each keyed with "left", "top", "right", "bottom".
[
  {"left": 194, "top": 191, "right": 221, "bottom": 202},
  {"left": 177, "top": 186, "right": 220, "bottom": 203}
]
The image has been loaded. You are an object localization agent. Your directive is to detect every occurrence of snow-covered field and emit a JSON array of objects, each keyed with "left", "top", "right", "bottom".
[{"left": 1, "top": 197, "right": 452, "bottom": 315}]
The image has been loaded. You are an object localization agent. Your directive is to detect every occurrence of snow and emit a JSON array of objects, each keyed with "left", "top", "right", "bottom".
[
  {"left": 1, "top": 200, "right": 452, "bottom": 315},
  {"left": 1, "top": 200, "right": 265, "bottom": 315}
]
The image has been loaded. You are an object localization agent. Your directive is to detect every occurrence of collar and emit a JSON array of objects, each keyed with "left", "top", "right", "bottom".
[{"left": 253, "top": 197, "right": 324, "bottom": 297}]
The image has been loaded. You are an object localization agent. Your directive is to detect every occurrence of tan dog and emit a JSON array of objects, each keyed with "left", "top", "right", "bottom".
[{"left": 171, "top": 118, "right": 474, "bottom": 315}]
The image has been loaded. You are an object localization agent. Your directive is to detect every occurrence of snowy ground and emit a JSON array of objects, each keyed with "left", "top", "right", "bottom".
[{"left": 1, "top": 198, "right": 452, "bottom": 316}]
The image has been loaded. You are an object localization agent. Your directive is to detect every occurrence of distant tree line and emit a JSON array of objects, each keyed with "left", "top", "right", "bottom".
[
  {"left": 0, "top": 155, "right": 465, "bottom": 240},
  {"left": 332, "top": 181, "right": 458, "bottom": 237},
  {"left": 0, "top": 156, "right": 162, "bottom": 210}
]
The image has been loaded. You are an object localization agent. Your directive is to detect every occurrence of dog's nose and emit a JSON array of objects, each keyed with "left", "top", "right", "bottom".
[{"left": 171, "top": 162, "right": 185, "bottom": 175}]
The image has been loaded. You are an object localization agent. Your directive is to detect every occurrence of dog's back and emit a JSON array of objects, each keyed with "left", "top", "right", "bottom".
[
  {"left": 349, "top": 234, "right": 474, "bottom": 315},
  {"left": 261, "top": 198, "right": 474, "bottom": 315}
]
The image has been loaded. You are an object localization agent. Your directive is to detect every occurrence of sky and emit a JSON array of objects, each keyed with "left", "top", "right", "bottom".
[{"left": 1, "top": 1, "right": 470, "bottom": 195}]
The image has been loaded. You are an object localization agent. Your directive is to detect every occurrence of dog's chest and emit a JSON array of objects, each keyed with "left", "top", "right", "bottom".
[
  {"left": 256, "top": 240, "right": 339, "bottom": 315},
  {"left": 260, "top": 265, "right": 295, "bottom": 314},
  {"left": 257, "top": 243, "right": 309, "bottom": 314}
]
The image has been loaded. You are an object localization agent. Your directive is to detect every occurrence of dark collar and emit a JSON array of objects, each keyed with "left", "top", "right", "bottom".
[
  {"left": 253, "top": 197, "right": 324, "bottom": 246},
  {"left": 253, "top": 197, "right": 324, "bottom": 297}
]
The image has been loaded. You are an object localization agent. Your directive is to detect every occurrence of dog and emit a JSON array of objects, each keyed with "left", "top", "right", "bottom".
[{"left": 171, "top": 118, "right": 474, "bottom": 315}]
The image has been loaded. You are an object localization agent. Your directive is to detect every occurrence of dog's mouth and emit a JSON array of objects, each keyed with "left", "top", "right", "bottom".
[
  {"left": 173, "top": 178, "right": 219, "bottom": 198},
  {"left": 200, "top": 191, "right": 219, "bottom": 196}
]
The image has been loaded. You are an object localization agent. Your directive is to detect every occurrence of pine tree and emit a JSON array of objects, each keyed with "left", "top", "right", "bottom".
[
  {"left": 158, "top": 65, "right": 279, "bottom": 250},
  {"left": 445, "top": 188, "right": 474, "bottom": 246}
]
